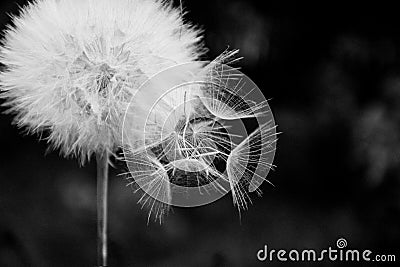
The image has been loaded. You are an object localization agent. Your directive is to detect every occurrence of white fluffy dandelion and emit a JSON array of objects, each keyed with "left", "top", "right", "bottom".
[{"left": 0, "top": 0, "right": 204, "bottom": 162}]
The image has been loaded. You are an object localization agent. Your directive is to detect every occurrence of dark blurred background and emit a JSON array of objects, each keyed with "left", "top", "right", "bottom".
[{"left": 1, "top": 1, "right": 400, "bottom": 266}]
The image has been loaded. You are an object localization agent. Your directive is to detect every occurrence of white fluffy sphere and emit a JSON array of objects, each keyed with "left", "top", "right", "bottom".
[{"left": 0, "top": 0, "right": 205, "bottom": 163}]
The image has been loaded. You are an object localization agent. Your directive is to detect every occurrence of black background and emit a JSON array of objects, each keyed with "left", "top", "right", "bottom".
[{"left": 1, "top": 1, "right": 400, "bottom": 266}]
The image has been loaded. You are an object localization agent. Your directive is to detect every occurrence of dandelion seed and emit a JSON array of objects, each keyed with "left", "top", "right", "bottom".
[
  {"left": 226, "top": 121, "right": 278, "bottom": 211},
  {"left": 201, "top": 57, "right": 270, "bottom": 120},
  {"left": 125, "top": 149, "right": 171, "bottom": 224}
]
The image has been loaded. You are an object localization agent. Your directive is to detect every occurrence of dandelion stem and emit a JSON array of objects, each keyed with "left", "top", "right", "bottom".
[{"left": 96, "top": 151, "right": 109, "bottom": 267}]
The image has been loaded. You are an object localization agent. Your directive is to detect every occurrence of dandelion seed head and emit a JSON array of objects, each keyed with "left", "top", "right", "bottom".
[{"left": 0, "top": 0, "right": 204, "bottom": 162}]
